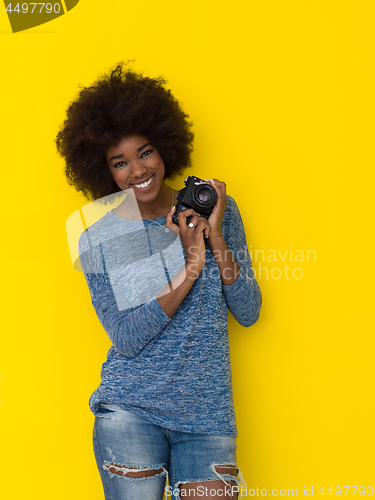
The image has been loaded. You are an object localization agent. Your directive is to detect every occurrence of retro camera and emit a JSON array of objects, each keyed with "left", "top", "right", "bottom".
[{"left": 172, "top": 176, "right": 217, "bottom": 226}]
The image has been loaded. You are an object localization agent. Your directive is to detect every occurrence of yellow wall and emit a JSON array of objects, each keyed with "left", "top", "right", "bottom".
[{"left": 1, "top": 1, "right": 374, "bottom": 498}]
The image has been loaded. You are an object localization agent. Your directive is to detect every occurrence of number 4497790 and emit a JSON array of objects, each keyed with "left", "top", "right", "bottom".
[
  {"left": 6, "top": 3, "right": 61, "bottom": 14},
  {"left": 319, "top": 487, "right": 373, "bottom": 496}
]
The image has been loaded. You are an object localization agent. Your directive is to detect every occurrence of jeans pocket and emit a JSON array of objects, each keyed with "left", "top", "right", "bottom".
[{"left": 96, "top": 403, "right": 118, "bottom": 417}]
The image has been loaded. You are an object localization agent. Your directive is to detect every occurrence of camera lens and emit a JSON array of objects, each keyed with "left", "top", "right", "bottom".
[
  {"left": 198, "top": 189, "right": 210, "bottom": 203},
  {"left": 192, "top": 184, "right": 217, "bottom": 208}
]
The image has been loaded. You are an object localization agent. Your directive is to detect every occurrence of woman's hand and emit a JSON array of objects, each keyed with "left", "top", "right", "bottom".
[
  {"left": 199, "top": 179, "right": 241, "bottom": 286},
  {"left": 154, "top": 208, "right": 210, "bottom": 318},
  {"left": 166, "top": 207, "right": 210, "bottom": 276},
  {"left": 201, "top": 179, "right": 227, "bottom": 239}
]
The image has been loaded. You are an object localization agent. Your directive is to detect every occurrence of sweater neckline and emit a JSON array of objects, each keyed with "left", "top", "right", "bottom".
[{"left": 108, "top": 209, "right": 167, "bottom": 223}]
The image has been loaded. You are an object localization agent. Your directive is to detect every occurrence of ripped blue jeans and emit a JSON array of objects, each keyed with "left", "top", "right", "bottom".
[{"left": 93, "top": 403, "right": 244, "bottom": 499}]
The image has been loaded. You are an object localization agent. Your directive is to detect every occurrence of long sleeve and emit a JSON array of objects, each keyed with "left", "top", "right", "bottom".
[
  {"left": 79, "top": 229, "right": 171, "bottom": 358},
  {"left": 221, "top": 196, "right": 262, "bottom": 327}
]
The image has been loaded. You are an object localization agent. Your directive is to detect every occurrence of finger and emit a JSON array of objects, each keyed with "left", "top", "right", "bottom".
[
  {"left": 165, "top": 206, "right": 176, "bottom": 225},
  {"left": 209, "top": 180, "right": 227, "bottom": 212},
  {"left": 195, "top": 219, "right": 210, "bottom": 238},
  {"left": 196, "top": 178, "right": 224, "bottom": 188},
  {"left": 204, "top": 220, "right": 211, "bottom": 238},
  {"left": 195, "top": 218, "right": 210, "bottom": 231},
  {"left": 188, "top": 214, "right": 202, "bottom": 228},
  {"left": 211, "top": 179, "right": 226, "bottom": 196},
  {"left": 178, "top": 208, "right": 199, "bottom": 224},
  {"left": 165, "top": 207, "right": 180, "bottom": 234}
]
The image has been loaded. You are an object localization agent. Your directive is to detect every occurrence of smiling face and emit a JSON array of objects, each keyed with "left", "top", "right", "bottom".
[{"left": 106, "top": 135, "right": 166, "bottom": 204}]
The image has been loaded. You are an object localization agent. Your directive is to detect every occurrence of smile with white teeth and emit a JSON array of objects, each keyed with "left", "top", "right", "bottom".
[{"left": 132, "top": 175, "right": 154, "bottom": 189}]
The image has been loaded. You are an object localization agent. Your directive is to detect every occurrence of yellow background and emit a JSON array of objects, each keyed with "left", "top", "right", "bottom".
[{"left": 1, "top": 1, "right": 374, "bottom": 498}]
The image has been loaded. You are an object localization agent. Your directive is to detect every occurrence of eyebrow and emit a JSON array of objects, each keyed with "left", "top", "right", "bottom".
[
  {"left": 108, "top": 143, "right": 152, "bottom": 163},
  {"left": 137, "top": 142, "right": 152, "bottom": 152}
]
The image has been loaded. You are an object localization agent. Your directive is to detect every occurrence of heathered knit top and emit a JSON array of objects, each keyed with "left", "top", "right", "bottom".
[{"left": 78, "top": 195, "right": 262, "bottom": 436}]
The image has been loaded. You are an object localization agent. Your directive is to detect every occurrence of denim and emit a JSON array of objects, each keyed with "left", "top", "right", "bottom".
[
  {"left": 93, "top": 404, "right": 240, "bottom": 500},
  {"left": 79, "top": 195, "right": 262, "bottom": 436}
]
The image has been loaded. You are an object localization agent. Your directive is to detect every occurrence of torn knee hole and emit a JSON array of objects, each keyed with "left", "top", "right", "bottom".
[
  {"left": 213, "top": 464, "right": 238, "bottom": 476},
  {"left": 103, "top": 462, "right": 164, "bottom": 478}
]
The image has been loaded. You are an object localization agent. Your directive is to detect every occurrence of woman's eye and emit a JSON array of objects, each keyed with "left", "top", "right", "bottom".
[
  {"left": 141, "top": 149, "right": 153, "bottom": 158},
  {"left": 114, "top": 161, "right": 127, "bottom": 168}
]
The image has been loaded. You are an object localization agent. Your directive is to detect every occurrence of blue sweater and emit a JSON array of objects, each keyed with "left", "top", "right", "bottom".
[{"left": 79, "top": 195, "right": 262, "bottom": 436}]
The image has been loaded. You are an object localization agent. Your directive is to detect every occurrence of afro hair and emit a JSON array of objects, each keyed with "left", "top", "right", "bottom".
[{"left": 56, "top": 63, "right": 194, "bottom": 201}]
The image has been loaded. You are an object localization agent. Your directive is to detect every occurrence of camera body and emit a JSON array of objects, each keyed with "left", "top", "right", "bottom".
[{"left": 172, "top": 175, "right": 217, "bottom": 226}]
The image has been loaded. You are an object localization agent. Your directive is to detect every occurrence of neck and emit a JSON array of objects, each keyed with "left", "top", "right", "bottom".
[{"left": 139, "top": 182, "right": 172, "bottom": 219}]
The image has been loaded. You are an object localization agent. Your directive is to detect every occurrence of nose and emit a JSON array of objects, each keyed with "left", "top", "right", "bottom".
[{"left": 130, "top": 160, "right": 147, "bottom": 178}]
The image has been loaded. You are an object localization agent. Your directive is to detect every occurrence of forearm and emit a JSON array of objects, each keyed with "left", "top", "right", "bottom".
[
  {"left": 92, "top": 293, "right": 171, "bottom": 358},
  {"left": 156, "top": 263, "right": 200, "bottom": 318},
  {"left": 207, "top": 234, "right": 241, "bottom": 286},
  {"left": 91, "top": 264, "right": 200, "bottom": 356}
]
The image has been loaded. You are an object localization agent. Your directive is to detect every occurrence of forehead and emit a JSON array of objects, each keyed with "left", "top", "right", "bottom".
[{"left": 106, "top": 134, "right": 150, "bottom": 157}]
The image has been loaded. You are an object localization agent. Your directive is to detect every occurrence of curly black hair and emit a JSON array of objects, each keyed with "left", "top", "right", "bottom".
[{"left": 56, "top": 63, "right": 194, "bottom": 201}]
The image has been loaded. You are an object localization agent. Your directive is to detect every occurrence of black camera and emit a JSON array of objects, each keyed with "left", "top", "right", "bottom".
[{"left": 172, "top": 175, "right": 217, "bottom": 226}]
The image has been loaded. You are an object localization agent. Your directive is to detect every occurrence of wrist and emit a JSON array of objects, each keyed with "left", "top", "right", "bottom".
[
  {"left": 185, "top": 261, "right": 204, "bottom": 281},
  {"left": 207, "top": 232, "right": 224, "bottom": 247}
]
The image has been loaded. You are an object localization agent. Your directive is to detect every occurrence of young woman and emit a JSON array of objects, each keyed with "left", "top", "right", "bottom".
[{"left": 56, "top": 63, "right": 262, "bottom": 500}]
